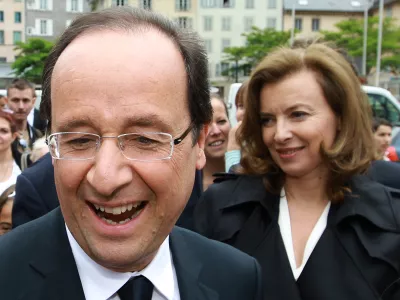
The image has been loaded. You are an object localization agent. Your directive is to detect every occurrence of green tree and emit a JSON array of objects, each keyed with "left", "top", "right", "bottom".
[
  {"left": 222, "top": 27, "right": 291, "bottom": 81},
  {"left": 11, "top": 38, "right": 54, "bottom": 85},
  {"left": 87, "top": 0, "right": 101, "bottom": 11},
  {"left": 322, "top": 17, "right": 400, "bottom": 74}
]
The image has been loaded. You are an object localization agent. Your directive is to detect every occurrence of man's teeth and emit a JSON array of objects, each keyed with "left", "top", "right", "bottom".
[{"left": 93, "top": 202, "right": 141, "bottom": 215}]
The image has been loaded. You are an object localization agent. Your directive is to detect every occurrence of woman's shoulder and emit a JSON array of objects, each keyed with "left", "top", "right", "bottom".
[{"left": 337, "top": 175, "right": 400, "bottom": 231}]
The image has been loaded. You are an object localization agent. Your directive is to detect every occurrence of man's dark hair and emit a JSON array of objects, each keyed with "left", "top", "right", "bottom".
[
  {"left": 372, "top": 117, "right": 392, "bottom": 132},
  {"left": 7, "top": 78, "right": 36, "bottom": 97},
  {"left": 40, "top": 7, "right": 212, "bottom": 142}
]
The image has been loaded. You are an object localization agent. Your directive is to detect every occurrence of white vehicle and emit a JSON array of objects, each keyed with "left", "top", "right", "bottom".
[{"left": 227, "top": 83, "right": 400, "bottom": 137}]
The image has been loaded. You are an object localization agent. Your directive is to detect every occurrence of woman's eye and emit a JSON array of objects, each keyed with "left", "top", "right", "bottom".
[
  {"left": 261, "top": 117, "right": 274, "bottom": 127},
  {"left": 292, "top": 111, "right": 308, "bottom": 119}
]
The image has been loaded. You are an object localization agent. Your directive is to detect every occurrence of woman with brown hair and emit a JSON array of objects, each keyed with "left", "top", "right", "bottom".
[
  {"left": 0, "top": 110, "right": 21, "bottom": 196},
  {"left": 0, "top": 184, "right": 15, "bottom": 235},
  {"left": 195, "top": 43, "right": 400, "bottom": 299}
]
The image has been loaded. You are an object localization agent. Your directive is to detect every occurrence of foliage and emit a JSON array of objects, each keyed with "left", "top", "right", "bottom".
[
  {"left": 11, "top": 38, "right": 54, "bottom": 85},
  {"left": 87, "top": 0, "right": 101, "bottom": 11},
  {"left": 222, "top": 27, "right": 291, "bottom": 80},
  {"left": 322, "top": 17, "right": 400, "bottom": 74}
]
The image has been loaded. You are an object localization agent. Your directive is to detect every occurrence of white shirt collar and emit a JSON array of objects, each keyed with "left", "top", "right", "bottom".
[{"left": 66, "top": 225, "right": 177, "bottom": 300}]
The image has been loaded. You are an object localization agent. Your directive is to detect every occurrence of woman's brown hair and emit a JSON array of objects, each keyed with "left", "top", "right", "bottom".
[
  {"left": 235, "top": 80, "right": 249, "bottom": 109},
  {"left": 0, "top": 110, "right": 17, "bottom": 134},
  {"left": 238, "top": 43, "right": 376, "bottom": 202}
]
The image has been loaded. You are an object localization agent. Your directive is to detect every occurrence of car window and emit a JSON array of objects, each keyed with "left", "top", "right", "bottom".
[{"left": 367, "top": 93, "right": 400, "bottom": 123}]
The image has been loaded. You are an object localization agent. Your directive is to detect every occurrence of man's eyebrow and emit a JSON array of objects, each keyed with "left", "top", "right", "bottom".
[{"left": 56, "top": 117, "right": 95, "bottom": 132}]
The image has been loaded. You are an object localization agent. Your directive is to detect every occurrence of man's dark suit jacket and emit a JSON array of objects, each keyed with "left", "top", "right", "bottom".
[
  {"left": 33, "top": 108, "right": 47, "bottom": 134},
  {"left": 0, "top": 208, "right": 263, "bottom": 300},
  {"left": 194, "top": 174, "right": 400, "bottom": 300},
  {"left": 13, "top": 153, "right": 203, "bottom": 231}
]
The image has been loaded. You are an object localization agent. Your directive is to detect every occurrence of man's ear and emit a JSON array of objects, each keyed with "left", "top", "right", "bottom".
[{"left": 195, "top": 124, "right": 209, "bottom": 170}]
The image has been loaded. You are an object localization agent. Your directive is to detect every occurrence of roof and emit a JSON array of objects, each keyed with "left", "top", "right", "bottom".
[
  {"left": 283, "top": 0, "right": 367, "bottom": 12},
  {"left": 371, "top": 0, "right": 398, "bottom": 10}
]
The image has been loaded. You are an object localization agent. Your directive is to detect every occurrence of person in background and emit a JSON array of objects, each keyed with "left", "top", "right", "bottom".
[
  {"left": 0, "top": 95, "right": 6, "bottom": 109},
  {"left": 195, "top": 43, "right": 400, "bottom": 299},
  {"left": 6, "top": 78, "right": 42, "bottom": 169},
  {"left": 0, "top": 111, "right": 21, "bottom": 196},
  {"left": 225, "top": 81, "right": 248, "bottom": 172},
  {"left": 372, "top": 118, "right": 393, "bottom": 161},
  {"left": 29, "top": 137, "right": 49, "bottom": 163},
  {"left": 202, "top": 94, "right": 231, "bottom": 190},
  {"left": 0, "top": 184, "right": 15, "bottom": 235}
]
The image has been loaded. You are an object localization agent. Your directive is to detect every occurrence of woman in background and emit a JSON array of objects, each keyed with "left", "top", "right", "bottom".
[
  {"left": 0, "top": 111, "right": 20, "bottom": 195},
  {"left": 0, "top": 184, "right": 15, "bottom": 235},
  {"left": 202, "top": 95, "right": 231, "bottom": 191}
]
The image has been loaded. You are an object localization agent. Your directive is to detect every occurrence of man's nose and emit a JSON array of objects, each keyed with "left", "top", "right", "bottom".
[{"left": 86, "top": 139, "right": 132, "bottom": 197}]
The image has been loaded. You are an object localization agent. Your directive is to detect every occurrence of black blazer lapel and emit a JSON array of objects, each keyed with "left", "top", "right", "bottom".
[
  {"left": 170, "top": 227, "right": 219, "bottom": 300},
  {"left": 26, "top": 208, "right": 85, "bottom": 300}
]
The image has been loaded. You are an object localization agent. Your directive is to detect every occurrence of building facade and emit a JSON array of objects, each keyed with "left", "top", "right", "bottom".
[
  {"left": 100, "top": 0, "right": 198, "bottom": 30},
  {"left": 283, "top": 0, "right": 364, "bottom": 36},
  {"left": 25, "top": 0, "right": 91, "bottom": 41},
  {"left": 0, "top": 0, "right": 25, "bottom": 87},
  {"left": 198, "top": 0, "right": 283, "bottom": 95}
]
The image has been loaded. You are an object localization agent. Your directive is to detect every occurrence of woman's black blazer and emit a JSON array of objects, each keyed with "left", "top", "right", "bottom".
[{"left": 194, "top": 174, "right": 400, "bottom": 300}]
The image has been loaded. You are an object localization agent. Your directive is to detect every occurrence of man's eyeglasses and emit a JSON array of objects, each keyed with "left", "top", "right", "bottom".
[{"left": 46, "top": 123, "right": 194, "bottom": 162}]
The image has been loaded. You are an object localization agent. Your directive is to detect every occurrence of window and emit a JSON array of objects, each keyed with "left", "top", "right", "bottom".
[
  {"left": 367, "top": 93, "right": 400, "bottom": 124},
  {"left": 177, "top": 17, "right": 192, "bottom": 29},
  {"left": 40, "top": 0, "right": 48, "bottom": 10},
  {"left": 0, "top": 31, "right": 4, "bottom": 45},
  {"left": 71, "top": 0, "right": 78, "bottom": 11},
  {"left": 216, "top": 63, "right": 221, "bottom": 77},
  {"left": 295, "top": 18, "right": 303, "bottom": 31},
  {"left": 15, "top": 12, "right": 22, "bottom": 23},
  {"left": 204, "top": 16, "right": 213, "bottom": 31},
  {"left": 221, "top": 38, "right": 231, "bottom": 51},
  {"left": 221, "top": 17, "right": 231, "bottom": 31},
  {"left": 201, "top": 0, "right": 216, "bottom": 7},
  {"left": 13, "top": 31, "right": 22, "bottom": 44},
  {"left": 40, "top": 20, "right": 47, "bottom": 35},
  {"left": 244, "top": 17, "right": 254, "bottom": 32},
  {"left": 112, "top": 0, "right": 126, "bottom": 6},
  {"left": 204, "top": 39, "right": 212, "bottom": 53},
  {"left": 245, "top": 0, "right": 254, "bottom": 8},
  {"left": 176, "top": 0, "right": 190, "bottom": 11},
  {"left": 0, "top": 11, "right": 3, "bottom": 22},
  {"left": 266, "top": 17, "right": 276, "bottom": 29},
  {"left": 386, "top": 6, "right": 393, "bottom": 17},
  {"left": 312, "top": 18, "right": 320, "bottom": 31},
  {"left": 221, "top": 62, "right": 230, "bottom": 75},
  {"left": 268, "top": 0, "right": 276, "bottom": 9},
  {"left": 223, "top": 0, "right": 233, "bottom": 8},
  {"left": 142, "top": 0, "right": 152, "bottom": 10},
  {"left": 0, "top": 57, "right": 6, "bottom": 63},
  {"left": 36, "top": 19, "right": 53, "bottom": 36}
]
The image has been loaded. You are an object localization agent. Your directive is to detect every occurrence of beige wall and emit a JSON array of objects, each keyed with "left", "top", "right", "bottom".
[
  {"left": 101, "top": 0, "right": 197, "bottom": 29},
  {"left": 283, "top": 11, "right": 363, "bottom": 36},
  {"left": 0, "top": 0, "right": 25, "bottom": 63},
  {"left": 371, "top": 2, "right": 400, "bottom": 25}
]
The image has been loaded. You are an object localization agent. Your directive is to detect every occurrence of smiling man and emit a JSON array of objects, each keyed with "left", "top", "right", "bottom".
[{"left": 0, "top": 7, "right": 262, "bottom": 300}]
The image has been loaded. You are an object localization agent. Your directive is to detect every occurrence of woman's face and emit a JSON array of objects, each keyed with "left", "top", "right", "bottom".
[
  {"left": 0, "top": 117, "right": 15, "bottom": 153},
  {"left": 260, "top": 70, "right": 338, "bottom": 179},
  {"left": 374, "top": 125, "right": 392, "bottom": 156},
  {"left": 205, "top": 98, "right": 231, "bottom": 159},
  {"left": 0, "top": 199, "right": 13, "bottom": 235},
  {"left": 236, "top": 100, "right": 245, "bottom": 122}
]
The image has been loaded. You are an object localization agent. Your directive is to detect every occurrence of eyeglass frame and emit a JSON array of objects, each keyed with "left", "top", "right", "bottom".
[{"left": 45, "top": 122, "right": 195, "bottom": 162}]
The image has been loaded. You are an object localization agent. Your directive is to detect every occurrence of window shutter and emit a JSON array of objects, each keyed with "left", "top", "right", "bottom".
[
  {"left": 47, "top": 19, "right": 53, "bottom": 36},
  {"left": 35, "top": 19, "right": 41, "bottom": 34},
  {"left": 48, "top": 0, "right": 53, "bottom": 10},
  {"left": 66, "top": 0, "right": 71, "bottom": 12},
  {"left": 78, "top": 0, "right": 83, "bottom": 12}
]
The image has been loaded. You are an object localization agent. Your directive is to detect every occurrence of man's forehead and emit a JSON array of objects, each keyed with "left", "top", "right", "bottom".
[{"left": 8, "top": 88, "right": 34, "bottom": 98}]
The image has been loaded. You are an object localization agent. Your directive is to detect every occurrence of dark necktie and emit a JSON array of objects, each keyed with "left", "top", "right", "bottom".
[{"left": 118, "top": 275, "right": 154, "bottom": 300}]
